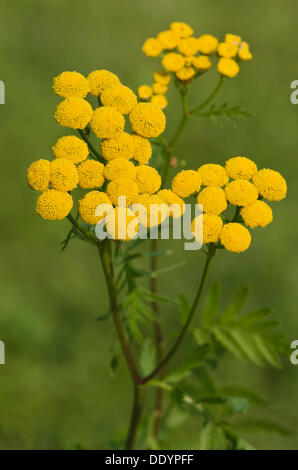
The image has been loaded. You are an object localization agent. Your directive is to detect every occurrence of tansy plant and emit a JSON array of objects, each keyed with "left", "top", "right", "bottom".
[{"left": 27, "top": 21, "right": 289, "bottom": 450}]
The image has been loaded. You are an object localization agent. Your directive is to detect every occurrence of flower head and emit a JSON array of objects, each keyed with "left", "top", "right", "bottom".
[
  {"left": 131, "top": 135, "right": 152, "bottom": 164},
  {"left": 217, "top": 42, "right": 238, "bottom": 58},
  {"left": 240, "top": 201, "right": 273, "bottom": 228},
  {"left": 191, "top": 214, "right": 223, "bottom": 244},
  {"left": 129, "top": 103, "right": 166, "bottom": 138},
  {"left": 176, "top": 67, "right": 195, "bottom": 82},
  {"left": 138, "top": 85, "right": 153, "bottom": 100},
  {"left": 133, "top": 194, "right": 168, "bottom": 227},
  {"left": 27, "top": 159, "right": 50, "bottom": 191},
  {"left": 252, "top": 169, "right": 287, "bottom": 201},
  {"left": 217, "top": 58, "right": 240, "bottom": 78},
  {"left": 52, "top": 135, "right": 89, "bottom": 164},
  {"left": 225, "top": 180, "right": 258, "bottom": 206},
  {"left": 157, "top": 189, "right": 185, "bottom": 218},
  {"left": 198, "top": 34, "right": 219, "bottom": 54},
  {"left": 157, "top": 30, "right": 180, "bottom": 50},
  {"left": 77, "top": 160, "right": 105, "bottom": 189},
  {"left": 170, "top": 22, "right": 193, "bottom": 38},
  {"left": 105, "top": 206, "right": 139, "bottom": 241},
  {"left": 177, "top": 37, "right": 200, "bottom": 56},
  {"left": 87, "top": 70, "right": 120, "bottom": 96},
  {"left": 197, "top": 186, "right": 227, "bottom": 215},
  {"left": 198, "top": 163, "right": 229, "bottom": 187},
  {"left": 54, "top": 98, "right": 93, "bottom": 129},
  {"left": 36, "top": 189, "right": 73, "bottom": 220},
  {"left": 238, "top": 42, "right": 253, "bottom": 61},
  {"left": 101, "top": 85, "right": 137, "bottom": 115},
  {"left": 104, "top": 158, "right": 136, "bottom": 181},
  {"left": 220, "top": 223, "right": 251, "bottom": 253},
  {"left": 152, "top": 83, "right": 168, "bottom": 94},
  {"left": 153, "top": 70, "right": 171, "bottom": 85},
  {"left": 101, "top": 132, "right": 135, "bottom": 160},
  {"left": 107, "top": 178, "right": 139, "bottom": 206},
  {"left": 193, "top": 55, "right": 212, "bottom": 72},
  {"left": 225, "top": 34, "right": 242, "bottom": 46},
  {"left": 53, "top": 71, "right": 89, "bottom": 98},
  {"left": 78, "top": 190, "right": 112, "bottom": 225},
  {"left": 162, "top": 53, "right": 185, "bottom": 72},
  {"left": 90, "top": 107, "right": 125, "bottom": 139},
  {"left": 172, "top": 170, "right": 202, "bottom": 198},
  {"left": 135, "top": 165, "right": 161, "bottom": 194},
  {"left": 150, "top": 94, "right": 168, "bottom": 109},
  {"left": 50, "top": 158, "right": 79, "bottom": 191},
  {"left": 142, "top": 38, "right": 162, "bottom": 57},
  {"left": 225, "top": 156, "right": 257, "bottom": 180}
]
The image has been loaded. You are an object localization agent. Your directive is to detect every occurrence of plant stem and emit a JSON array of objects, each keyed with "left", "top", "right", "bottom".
[
  {"left": 150, "top": 238, "right": 165, "bottom": 438},
  {"left": 142, "top": 249, "right": 215, "bottom": 384},
  {"left": 190, "top": 76, "right": 224, "bottom": 115},
  {"left": 126, "top": 383, "right": 144, "bottom": 450},
  {"left": 78, "top": 129, "right": 104, "bottom": 162},
  {"left": 98, "top": 241, "right": 142, "bottom": 385},
  {"left": 67, "top": 213, "right": 97, "bottom": 245}
]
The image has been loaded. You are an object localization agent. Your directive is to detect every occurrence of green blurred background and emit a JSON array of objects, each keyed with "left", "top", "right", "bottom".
[{"left": 0, "top": 0, "right": 297, "bottom": 449}]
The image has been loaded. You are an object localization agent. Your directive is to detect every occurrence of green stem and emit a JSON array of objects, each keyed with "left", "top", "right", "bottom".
[
  {"left": 142, "top": 250, "right": 215, "bottom": 384},
  {"left": 78, "top": 129, "right": 104, "bottom": 162},
  {"left": 67, "top": 213, "right": 97, "bottom": 245},
  {"left": 126, "top": 383, "right": 144, "bottom": 450},
  {"left": 190, "top": 76, "right": 224, "bottom": 115}
]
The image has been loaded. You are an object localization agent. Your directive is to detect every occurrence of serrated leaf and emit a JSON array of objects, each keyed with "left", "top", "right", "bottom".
[
  {"left": 229, "top": 328, "right": 265, "bottom": 366},
  {"left": 139, "top": 337, "right": 156, "bottom": 376},
  {"left": 212, "top": 326, "right": 248, "bottom": 362},
  {"left": 237, "top": 308, "right": 272, "bottom": 327},
  {"left": 220, "top": 287, "right": 249, "bottom": 324},
  {"left": 201, "top": 282, "right": 221, "bottom": 326}
]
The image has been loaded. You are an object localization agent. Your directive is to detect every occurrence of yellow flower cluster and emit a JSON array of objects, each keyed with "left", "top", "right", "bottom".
[
  {"left": 191, "top": 156, "right": 286, "bottom": 253},
  {"left": 141, "top": 23, "right": 252, "bottom": 85}
]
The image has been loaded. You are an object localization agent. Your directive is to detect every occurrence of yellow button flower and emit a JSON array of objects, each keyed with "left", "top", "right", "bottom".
[
  {"left": 238, "top": 42, "right": 253, "bottom": 61},
  {"left": 225, "top": 156, "right": 257, "bottom": 180},
  {"left": 90, "top": 107, "right": 125, "bottom": 139},
  {"left": 133, "top": 194, "right": 168, "bottom": 227},
  {"left": 107, "top": 178, "right": 139, "bottom": 206},
  {"left": 142, "top": 38, "right": 162, "bottom": 57},
  {"left": 240, "top": 201, "right": 273, "bottom": 228},
  {"left": 50, "top": 158, "right": 79, "bottom": 191},
  {"left": 153, "top": 70, "right": 171, "bottom": 86},
  {"left": 225, "top": 180, "right": 258, "bottom": 206},
  {"left": 157, "top": 189, "right": 185, "bottom": 218},
  {"left": 101, "top": 85, "right": 137, "bottom": 115},
  {"left": 53, "top": 71, "right": 89, "bottom": 98},
  {"left": 138, "top": 85, "right": 153, "bottom": 100},
  {"left": 129, "top": 103, "right": 166, "bottom": 138},
  {"left": 225, "top": 34, "right": 242, "bottom": 46},
  {"left": 162, "top": 53, "right": 185, "bottom": 72},
  {"left": 152, "top": 83, "right": 168, "bottom": 94},
  {"left": 101, "top": 132, "right": 135, "bottom": 161},
  {"left": 217, "top": 58, "right": 240, "bottom": 78},
  {"left": 131, "top": 135, "right": 152, "bottom": 164},
  {"left": 176, "top": 67, "right": 195, "bottom": 82},
  {"left": 217, "top": 42, "right": 238, "bottom": 59},
  {"left": 220, "top": 223, "right": 251, "bottom": 253},
  {"left": 198, "top": 34, "right": 219, "bottom": 55},
  {"left": 27, "top": 159, "right": 50, "bottom": 191},
  {"left": 135, "top": 165, "right": 161, "bottom": 194},
  {"left": 172, "top": 170, "right": 202, "bottom": 198},
  {"left": 252, "top": 169, "right": 287, "bottom": 201},
  {"left": 36, "top": 189, "right": 73, "bottom": 220},
  {"left": 170, "top": 22, "right": 193, "bottom": 38},
  {"left": 77, "top": 160, "right": 105, "bottom": 189},
  {"left": 197, "top": 163, "right": 229, "bottom": 187},
  {"left": 157, "top": 30, "right": 180, "bottom": 50},
  {"left": 87, "top": 70, "right": 120, "bottom": 97},
  {"left": 78, "top": 190, "right": 113, "bottom": 225},
  {"left": 54, "top": 98, "right": 93, "bottom": 129},
  {"left": 105, "top": 206, "right": 139, "bottom": 241},
  {"left": 150, "top": 94, "right": 168, "bottom": 109},
  {"left": 104, "top": 158, "right": 136, "bottom": 181},
  {"left": 191, "top": 214, "right": 223, "bottom": 244},
  {"left": 197, "top": 187, "right": 227, "bottom": 215},
  {"left": 52, "top": 135, "right": 89, "bottom": 164},
  {"left": 193, "top": 55, "right": 212, "bottom": 72},
  {"left": 178, "top": 37, "right": 200, "bottom": 56}
]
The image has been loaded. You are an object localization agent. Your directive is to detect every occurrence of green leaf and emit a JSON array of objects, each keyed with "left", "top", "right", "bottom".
[
  {"left": 178, "top": 293, "right": 191, "bottom": 325},
  {"left": 212, "top": 326, "right": 248, "bottom": 362},
  {"left": 227, "top": 397, "right": 250, "bottom": 414},
  {"left": 139, "top": 337, "right": 156, "bottom": 376},
  {"left": 218, "top": 385, "right": 266, "bottom": 405},
  {"left": 140, "top": 288, "right": 178, "bottom": 305},
  {"left": 195, "top": 102, "right": 254, "bottom": 126},
  {"left": 235, "top": 437, "right": 257, "bottom": 450},
  {"left": 237, "top": 308, "right": 272, "bottom": 327},
  {"left": 198, "top": 423, "right": 229, "bottom": 450},
  {"left": 165, "top": 345, "right": 210, "bottom": 383},
  {"left": 201, "top": 282, "right": 221, "bottom": 326},
  {"left": 220, "top": 287, "right": 249, "bottom": 324},
  {"left": 193, "top": 326, "right": 211, "bottom": 346},
  {"left": 228, "top": 328, "right": 265, "bottom": 366}
]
